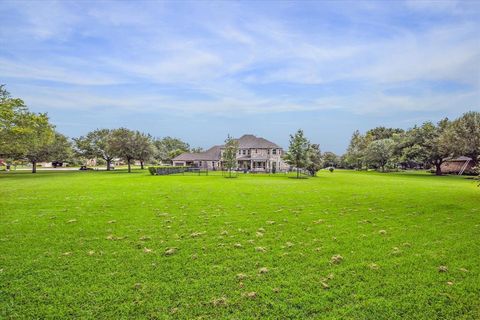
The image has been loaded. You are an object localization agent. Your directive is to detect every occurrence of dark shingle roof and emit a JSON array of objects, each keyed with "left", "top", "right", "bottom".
[
  {"left": 235, "top": 134, "right": 280, "bottom": 149},
  {"left": 173, "top": 145, "right": 222, "bottom": 161},
  {"left": 172, "top": 135, "right": 281, "bottom": 162}
]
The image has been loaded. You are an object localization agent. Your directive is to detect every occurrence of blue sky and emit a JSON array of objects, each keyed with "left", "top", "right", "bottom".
[{"left": 1, "top": 0, "right": 479, "bottom": 153}]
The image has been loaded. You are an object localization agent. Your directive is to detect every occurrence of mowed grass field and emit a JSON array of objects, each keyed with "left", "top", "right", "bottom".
[{"left": 1, "top": 170, "right": 479, "bottom": 319}]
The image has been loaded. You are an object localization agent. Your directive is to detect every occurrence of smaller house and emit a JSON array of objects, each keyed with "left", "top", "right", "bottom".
[
  {"left": 173, "top": 146, "right": 222, "bottom": 170},
  {"left": 441, "top": 156, "right": 475, "bottom": 175}
]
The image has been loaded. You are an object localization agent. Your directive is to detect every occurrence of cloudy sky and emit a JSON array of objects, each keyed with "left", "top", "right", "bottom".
[{"left": 1, "top": 0, "right": 479, "bottom": 152}]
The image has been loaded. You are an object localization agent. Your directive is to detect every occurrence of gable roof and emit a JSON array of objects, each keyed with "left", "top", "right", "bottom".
[
  {"left": 173, "top": 145, "right": 222, "bottom": 161},
  {"left": 445, "top": 156, "right": 472, "bottom": 162},
  {"left": 172, "top": 135, "right": 281, "bottom": 162},
  {"left": 234, "top": 134, "right": 280, "bottom": 149}
]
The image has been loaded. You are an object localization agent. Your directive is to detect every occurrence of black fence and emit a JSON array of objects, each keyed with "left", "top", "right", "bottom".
[{"left": 149, "top": 166, "right": 208, "bottom": 176}]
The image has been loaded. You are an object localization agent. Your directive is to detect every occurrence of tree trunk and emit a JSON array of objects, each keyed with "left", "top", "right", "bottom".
[
  {"left": 435, "top": 162, "right": 442, "bottom": 176},
  {"left": 127, "top": 159, "right": 131, "bottom": 173},
  {"left": 140, "top": 161, "right": 144, "bottom": 170},
  {"left": 32, "top": 161, "right": 37, "bottom": 173},
  {"left": 296, "top": 167, "right": 299, "bottom": 179},
  {"left": 106, "top": 159, "right": 111, "bottom": 171}
]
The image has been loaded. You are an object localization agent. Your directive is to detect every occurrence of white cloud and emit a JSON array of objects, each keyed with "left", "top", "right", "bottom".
[{"left": 0, "top": 0, "right": 478, "bottom": 117}]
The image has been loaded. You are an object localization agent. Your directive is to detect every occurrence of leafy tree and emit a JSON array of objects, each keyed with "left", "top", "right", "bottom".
[
  {"left": 110, "top": 128, "right": 137, "bottom": 173},
  {"left": 190, "top": 147, "right": 204, "bottom": 153},
  {"left": 74, "top": 129, "right": 116, "bottom": 170},
  {"left": 447, "top": 111, "right": 480, "bottom": 166},
  {"left": 366, "top": 127, "right": 404, "bottom": 141},
  {"left": 284, "top": 129, "right": 310, "bottom": 179},
  {"left": 344, "top": 130, "right": 367, "bottom": 169},
  {"left": 1, "top": 85, "right": 67, "bottom": 172},
  {"left": 322, "top": 152, "right": 339, "bottom": 168},
  {"left": 394, "top": 127, "right": 425, "bottom": 169},
  {"left": 365, "top": 138, "right": 395, "bottom": 172},
  {"left": 168, "top": 149, "right": 185, "bottom": 160},
  {"left": 48, "top": 132, "right": 73, "bottom": 164},
  {"left": 22, "top": 114, "right": 56, "bottom": 173},
  {"left": 399, "top": 143, "right": 428, "bottom": 169},
  {"left": 134, "top": 132, "right": 155, "bottom": 169},
  {"left": 0, "top": 85, "right": 39, "bottom": 159},
  {"left": 306, "top": 144, "right": 322, "bottom": 176},
  {"left": 222, "top": 135, "right": 238, "bottom": 178},
  {"left": 410, "top": 120, "right": 453, "bottom": 175},
  {"left": 154, "top": 137, "right": 190, "bottom": 163}
]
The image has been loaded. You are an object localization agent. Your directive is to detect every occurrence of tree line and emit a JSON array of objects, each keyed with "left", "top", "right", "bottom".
[
  {"left": 0, "top": 85, "right": 200, "bottom": 173},
  {"left": 342, "top": 113, "right": 479, "bottom": 175},
  {"left": 283, "top": 112, "right": 479, "bottom": 177},
  {"left": 1, "top": 84, "right": 478, "bottom": 176}
]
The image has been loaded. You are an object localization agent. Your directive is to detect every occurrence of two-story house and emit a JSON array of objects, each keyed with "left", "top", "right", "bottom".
[{"left": 172, "top": 134, "right": 288, "bottom": 172}]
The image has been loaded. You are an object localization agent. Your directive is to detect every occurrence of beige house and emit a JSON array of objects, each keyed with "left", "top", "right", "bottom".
[{"left": 173, "top": 134, "right": 288, "bottom": 172}]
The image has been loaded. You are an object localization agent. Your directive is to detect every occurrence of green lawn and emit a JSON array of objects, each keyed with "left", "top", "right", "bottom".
[{"left": 1, "top": 170, "right": 479, "bottom": 319}]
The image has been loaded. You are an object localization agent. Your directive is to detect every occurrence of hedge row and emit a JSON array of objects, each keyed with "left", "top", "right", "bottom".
[{"left": 148, "top": 166, "right": 189, "bottom": 175}]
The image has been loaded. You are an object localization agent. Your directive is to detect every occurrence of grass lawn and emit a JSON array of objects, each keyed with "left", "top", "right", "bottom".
[{"left": 1, "top": 170, "right": 479, "bottom": 319}]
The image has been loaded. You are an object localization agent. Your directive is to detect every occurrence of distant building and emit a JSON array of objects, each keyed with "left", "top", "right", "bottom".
[
  {"left": 37, "top": 161, "right": 68, "bottom": 168},
  {"left": 441, "top": 156, "right": 475, "bottom": 175},
  {"left": 172, "top": 134, "right": 289, "bottom": 172}
]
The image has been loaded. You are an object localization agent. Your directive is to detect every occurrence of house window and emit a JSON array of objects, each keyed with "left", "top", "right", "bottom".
[
  {"left": 273, "top": 149, "right": 277, "bottom": 155},
  {"left": 242, "top": 149, "right": 246, "bottom": 155}
]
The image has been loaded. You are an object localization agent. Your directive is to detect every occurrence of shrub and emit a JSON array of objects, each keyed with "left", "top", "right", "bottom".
[
  {"left": 148, "top": 166, "right": 189, "bottom": 176},
  {"left": 328, "top": 167, "right": 334, "bottom": 173},
  {"left": 148, "top": 167, "right": 157, "bottom": 175}
]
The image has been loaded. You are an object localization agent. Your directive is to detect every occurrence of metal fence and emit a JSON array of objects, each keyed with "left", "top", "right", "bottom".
[{"left": 154, "top": 167, "right": 208, "bottom": 176}]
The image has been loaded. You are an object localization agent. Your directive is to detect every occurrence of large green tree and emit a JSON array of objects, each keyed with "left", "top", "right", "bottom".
[
  {"left": 322, "top": 152, "right": 339, "bottom": 168},
  {"left": 222, "top": 135, "right": 238, "bottom": 178},
  {"left": 154, "top": 137, "right": 190, "bottom": 163},
  {"left": 48, "top": 132, "right": 73, "bottom": 165},
  {"left": 0, "top": 85, "right": 43, "bottom": 160},
  {"left": 74, "top": 129, "right": 117, "bottom": 170},
  {"left": 447, "top": 111, "right": 480, "bottom": 166},
  {"left": 365, "top": 138, "right": 395, "bottom": 172},
  {"left": 394, "top": 127, "right": 425, "bottom": 169},
  {"left": 414, "top": 120, "right": 453, "bottom": 176},
  {"left": 284, "top": 129, "right": 310, "bottom": 179},
  {"left": 344, "top": 130, "right": 367, "bottom": 169},
  {"left": 134, "top": 132, "right": 155, "bottom": 169},
  {"left": 22, "top": 116, "right": 56, "bottom": 173},
  {"left": 305, "top": 144, "right": 322, "bottom": 176},
  {"left": 366, "top": 127, "right": 404, "bottom": 141},
  {"left": 110, "top": 128, "right": 137, "bottom": 173}
]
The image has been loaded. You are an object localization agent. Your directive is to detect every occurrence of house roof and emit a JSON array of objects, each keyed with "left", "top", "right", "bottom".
[
  {"left": 235, "top": 134, "right": 280, "bottom": 149},
  {"left": 445, "top": 156, "right": 472, "bottom": 162},
  {"left": 172, "top": 135, "right": 281, "bottom": 162},
  {"left": 173, "top": 145, "right": 222, "bottom": 161}
]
